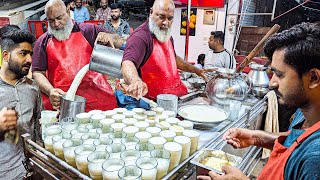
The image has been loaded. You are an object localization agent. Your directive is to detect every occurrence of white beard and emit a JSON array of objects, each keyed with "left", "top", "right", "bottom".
[
  {"left": 48, "top": 18, "right": 74, "bottom": 41},
  {"left": 149, "top": 18, "right": 172, "bottom": 43}
]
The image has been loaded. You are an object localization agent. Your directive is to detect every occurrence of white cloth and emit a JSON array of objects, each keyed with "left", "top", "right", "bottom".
[
  {"left": 204, "top": 49, "right": 236, "bottom": 69},
  {"left": 70, "top": 10, "right": 74, "bottom": 20},
  {"left": 262, "top": 90, "right": 279, "bottom": 159},
  {"left": 194, "top": 64, "right": 203, "bottom": 69}
]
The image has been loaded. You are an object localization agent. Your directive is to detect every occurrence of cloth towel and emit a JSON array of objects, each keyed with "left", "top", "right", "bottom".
[
  {"left": 262, "top": 90, "right": 279, "bottom": 159},
  {"left": 114, "top": 90, "right": 151, "bottom": 110}
]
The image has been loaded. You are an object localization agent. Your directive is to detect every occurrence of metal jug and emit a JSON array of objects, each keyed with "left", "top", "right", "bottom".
[
  {"left": 59, "top": 95, "right": 86, "bottom": 120},
  {"left": 248, "top": 63, "right": 270, "bottom": 97},
  {"left": 206, "top": 68, "right": 252, "bottom": 107},
  {"left": 89, "top": 44, "right": 123, "bottom": 78}
]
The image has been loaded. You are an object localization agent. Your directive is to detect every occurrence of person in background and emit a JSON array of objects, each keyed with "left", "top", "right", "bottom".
[
  {"left": 198, "top": 22, "right": 320, "bottom": 180},
  {"left": 104, "top": 3, "right": 130, "bottom": 36},
  {"left": 120, "top": 0, "right": 208, "bottom": 100},
  {"left": 84, "top": 0, "right": 96, "bottom": 20},
  {"left": 0, "top": 25, "right": 20, "bottom": 68},
  {"left": 63, "top": 0, "right": 75, "bottom": 20},
  {"left": 32, "top": 0, "right": 125, "bottom": 111},
  {"left": 194, "top": 53, "right": 205, "bottom": 69},
  {"left": 0, "top": 29, "right": 42, "bottom": 179},
  {"left": 95, "top": 0, "right": 111, "bottom": 21},
  {"left": 74, "top": 0, "right": 90, "bottom": 22},
  {"left": 204, "top": 31, "right": 236, "bottom": 69}
]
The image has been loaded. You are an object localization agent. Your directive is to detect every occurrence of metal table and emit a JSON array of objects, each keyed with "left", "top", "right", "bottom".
[
  {"left": 21, "top": 91, "right": 267, "bottom": 180},
  {"left": 162, "top": 91, "right": 267, "bottom": 179}
]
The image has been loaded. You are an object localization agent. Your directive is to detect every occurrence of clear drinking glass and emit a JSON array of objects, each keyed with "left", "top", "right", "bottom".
[
  {"left": 183, "top": 130, "right": 200, "bottom": 155},
  {"left": 52, "top": 132, "right": 72, "bottom": 160},
  {"left": 43, "top": 123, "right": 61, "bottom": 153},
  {"left": 88, "top": 151, "right": 110, "bottom": 180},
  {"left": 118, "top": 165, "right": 142, "bottom": 180},
  {"left": 63, "top": 138, "right": 83, "bottom": 168},
  {"left": 111, "top": 122, "right": 127, "bottom": 132},
  {"left": 102, "top": 158, "right": 125, "bottom": 180},
  {"left": 74, "top": 145, "right": 96, "bottom": 176},
  {"left": 157, "top": 94, "right": 178, "bottom": 115},
  {"left": 146, "top": 127, "right": 161, "bottom": 137},
  {"left": 174, "top": 136, "right": 191, "bottom": 163},
  {"left": 106, "top": 143, "right": 126, "bottom": 159},
  {"left": 136, "top": 157, "right": 158, "bottom": 180},
  {"left": 148, "top": 137, "right": 167, "bottom": 150},
  {"left": 94, "top": 138, "right": 113, "bottom": 151},
  {"left": 120, "top": 150, "right": 141, "bottom": 166},
  {"left": 151, "top": 149, "right": 171, "bottom": 180},
  {"left": 135, "top": 143, "right": 155, "bottom": 157},
  {"left": 228, "top": 100, "right": 242, "bottom": 121},
  {"left": 123, "top": 126, "right": 139, "bottom": 138},
  {"left": 163, "top": 142, "right": 182, "bottom": 171},
  {"left": 134, "top": 132, "right": 152, "bottom": 144},
  {"left": 76, "top": 112, "right": 91, "bottom": 124},
  {"left": 121, "top": 137, "right": 140, "bottom": 150},
  {"left": 109, "top": 132, "right": 127, "bottom": 144},
  {"left": 81, "top": 133, "right": 100, "bottom": 145}
]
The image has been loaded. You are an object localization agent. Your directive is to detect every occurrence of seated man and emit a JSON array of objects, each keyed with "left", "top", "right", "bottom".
[
  {"left": 0, "top": 29, "right": 42, "bottom": 179},
  {"left": 104, "top": 3, "right": 130, "bottom": 37},
  {"left": 95, "top": 0, "right": 111, "bottom": 21},
  {"left": 74, "top": 0, "right": 90, "bottom": 22},
  {"left": 204, "top": 31, "right": 236, "bottom": 69}
]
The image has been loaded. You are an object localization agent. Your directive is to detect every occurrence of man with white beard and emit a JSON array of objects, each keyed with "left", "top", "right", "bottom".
[
  {"left": 32, "top": 0, "right": 125, "bottom": 111},
  {"left": 121, "top": 0, "right": 207, "bottom": 100}
]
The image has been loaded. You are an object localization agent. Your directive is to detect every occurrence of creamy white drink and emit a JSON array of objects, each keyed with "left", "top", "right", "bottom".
[
  {"left": 123, "top": 126, "right": 139, "bottom": 137},
  {"left": 75, "top": 145, "right": 96, "bottom": 176},
  {"left": 148, "top": 137, "right": 166, "bottom": 149},
  {"left": 135, "top": 132, "right": 152, "bottom": 143},
  {"left": 146, "top": 127, "right": 161, "bottom": 137},
  {"left": 174, "top": 136, "right": 191, "bottom": 162},
  {"left": 183, "top": 130, "right": 200, "bottom": 155},
  {"left": 136, "top": 157, "right": 158, "bottom": 180},
  {"left": 159, "top": 130, "right": 176, "bottom": 142},
  {"left": 151, "top": 150, "right": 170, "bottom": 180},
  {"left": 164, "top": 142, "right": 182, "bottom": 171},
  {"left": 102, "top": 159, "right": 125, "bottom": 180}
]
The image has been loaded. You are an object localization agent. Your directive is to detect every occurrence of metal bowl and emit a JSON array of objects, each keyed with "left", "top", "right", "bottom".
[
  {"left": 180, "top": 72, "right": 192, "bottom": 80},
  {"left": 187, "top": 78, "right": 206, "bottom": 89},
  {"left": 252, "top": 87, "right": 269, "bottom": 98}
]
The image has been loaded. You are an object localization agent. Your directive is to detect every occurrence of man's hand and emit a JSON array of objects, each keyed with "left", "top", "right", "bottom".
[
  {"left": 49, "top": 88, "right": 65, "bottom": 110},
  {"left": 119, "top": 80, "right": 148, "bottom": 99},
  {"left": 195, "top": 68, "right": 216, "bottom": 82},
  {"left": 197, "top": 166, "right": 249, "bottom": 180},
  {"left": 0, "top": 107, "right": 18, "bottom": 132},
  {"left": 96, "top": 32, "right": 125, "bottom": 49},
  {"left": 223, "top": 128, "right": 259, "bottom": 149}
]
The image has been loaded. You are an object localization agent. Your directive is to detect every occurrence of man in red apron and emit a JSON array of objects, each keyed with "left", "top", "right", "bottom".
[
  {"left": 197, "top": 22, "right": 320, "bottom": 180},
  {"left": 32, "top": 0, "right": 123, "bottom": 111},
  {"left": 120, "top": 0, "right": 208, "bottom": 100}
]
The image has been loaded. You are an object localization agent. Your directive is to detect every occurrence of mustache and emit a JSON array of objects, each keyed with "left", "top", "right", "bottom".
[
  {"left": 23, "top": 62, "right": 31, "bottom": 67},
  {"left": 273, "top": 89, "right": 282, "bottom": 98}
]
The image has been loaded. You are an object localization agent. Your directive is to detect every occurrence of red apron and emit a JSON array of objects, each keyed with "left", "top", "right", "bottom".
[
  {"left": 258, "top": 120, "right": 320, "bottom": 180},
  {"left": 140, "top": 38, "right": 188, "bottom": 100},
  {"left": 44, "top": 32, "right": 117, "bottom": 112}
]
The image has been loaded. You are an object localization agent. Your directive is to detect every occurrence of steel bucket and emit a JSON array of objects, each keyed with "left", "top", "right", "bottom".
[
  {"left": 59, "top": 95, "right": 86, "bottom": 120},
  {"left": 89, "top": 44, "right": 123, "bottom": 78}
]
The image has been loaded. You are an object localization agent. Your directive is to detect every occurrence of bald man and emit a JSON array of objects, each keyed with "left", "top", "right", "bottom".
[
  {"left": 32, "top": 0, "right": 125, "bottom": 111},
  {"left": 121, "top": 0, "right": 208, "bottom": 100},
  {"left": 95, "top": 0, "right": 111, "bottom": 21}
]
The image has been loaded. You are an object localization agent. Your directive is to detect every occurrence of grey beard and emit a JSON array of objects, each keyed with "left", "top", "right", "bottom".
[
  {"left": 149, "top": 17, "right": 172, "bottom": 43},
  {"left": 48, "top": 18, "right": 74, "bottom": 41}
]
